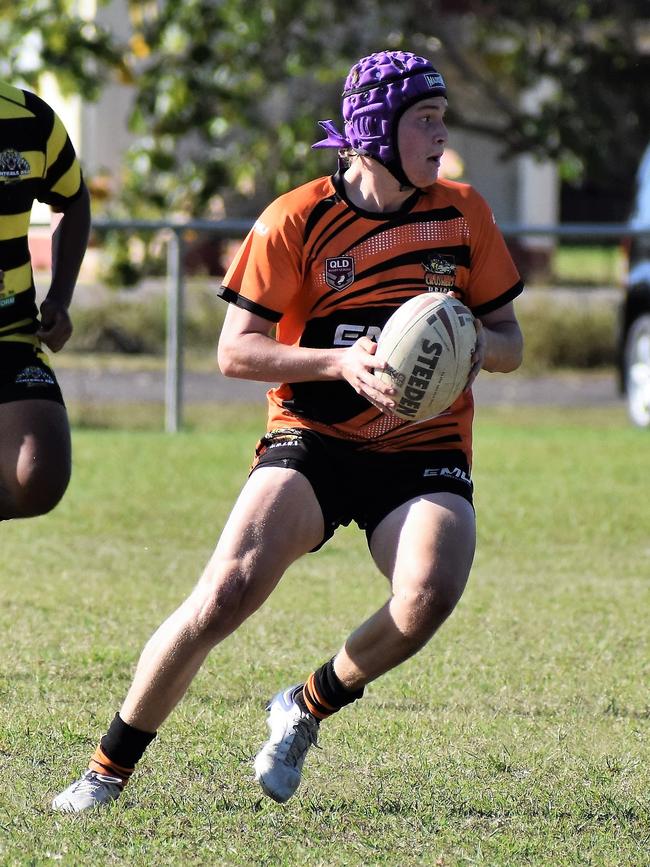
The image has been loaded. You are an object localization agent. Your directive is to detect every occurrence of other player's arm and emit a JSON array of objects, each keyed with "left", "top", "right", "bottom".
[
  {"left": 37, "top": 182, "right": 91, "bottom": 352},
  {"left": 217, "top": 303, "right": 396, "bottom": 411},
  {"left": 465, "top": 301, "right": 523, "bottom": 390}
]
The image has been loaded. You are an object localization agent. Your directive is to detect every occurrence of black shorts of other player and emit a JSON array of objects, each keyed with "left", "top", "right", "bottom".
[
  {"left": 0, "top": 342, "right": 64, "bottom": 405},
  {"left": 252, "top": 427, "right": 473, "bottom": 550}
]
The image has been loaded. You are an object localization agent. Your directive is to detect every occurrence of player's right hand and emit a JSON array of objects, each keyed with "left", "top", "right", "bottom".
[
  {"left": 37, "top": 298, "right": 73, "bottom": 352},
  {"left": 340, "top": 336, "right": 396, "bottom": 412}
]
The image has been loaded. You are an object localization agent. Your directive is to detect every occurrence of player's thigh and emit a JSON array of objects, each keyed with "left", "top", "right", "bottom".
[
  {"left": 199, "top": 466, "right": 325, "bottom": 600},
  {"left": 0, "top": 399, "right": 71, "bottom": 489},
  {"left": 369, "top": 492, "right": 476, "bottom": 598}
]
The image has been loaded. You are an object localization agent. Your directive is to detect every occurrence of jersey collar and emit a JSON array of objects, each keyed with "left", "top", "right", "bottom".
[{"left": 332, "top": 170, "right": 422, "bottom": 220}]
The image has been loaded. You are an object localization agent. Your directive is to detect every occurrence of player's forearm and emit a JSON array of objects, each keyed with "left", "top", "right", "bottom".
[
  {"left": 218, "top": 331, "right": 345, "bottom": 383},
  {"left": 47, "top": 185, "right": 91, "bottom": 308},
  {"left": 481, "top": 320, "right": 524, "bottom": 373}
]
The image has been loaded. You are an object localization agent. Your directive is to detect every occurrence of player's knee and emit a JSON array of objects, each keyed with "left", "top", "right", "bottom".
[
  {"left": 14, "top": 487, "right": 66, "bottom": 518},
  {"left": 191, "top": 566, "right": 251, "bottom": 642},
  {"left": 398, "top": 578, "right": 465, "bottom": 643},
  {"left": 9, "top": 467, "right": 70, "bottom": 518}
]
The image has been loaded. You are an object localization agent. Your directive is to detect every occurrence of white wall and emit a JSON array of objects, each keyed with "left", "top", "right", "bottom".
[{"left": 79, "top": 0, "right": 135, "bottom": 183}]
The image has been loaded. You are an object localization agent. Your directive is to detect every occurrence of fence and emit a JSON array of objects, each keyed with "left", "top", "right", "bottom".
[
  {"left": 88, "top": 217, "right": 650, "bottom": 432},
  {"left": 91, "top": 217, "right": 251, "bottom": 432}
]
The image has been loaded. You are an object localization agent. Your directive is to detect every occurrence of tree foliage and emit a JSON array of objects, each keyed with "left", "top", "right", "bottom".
[
  {"left": 2, "top": 0, "right": 649, "bottom": 222},
  {"left": 425, "top": 1, "right": 650, "bottom": 196},
  {"left": 0, "top": 1, "right": 122, "bottom": 99},
  {"left": 115, "top": 0, "right": 387, "bottom": 216}
]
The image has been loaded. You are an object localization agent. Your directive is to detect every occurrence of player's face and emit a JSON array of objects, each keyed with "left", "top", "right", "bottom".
[{"left": 397, "top": 97, "right": 448, "bottom": 188}]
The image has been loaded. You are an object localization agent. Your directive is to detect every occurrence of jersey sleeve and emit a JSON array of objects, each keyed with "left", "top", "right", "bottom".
[
  {"left": 36, "top": 105, "right": 84, "bottom": 210},
  {"left": 463, "top": 189, "right": 523, "bottom": 316},
  {"left": 219, "top": 196, "right": 305, "bottom": 323}
]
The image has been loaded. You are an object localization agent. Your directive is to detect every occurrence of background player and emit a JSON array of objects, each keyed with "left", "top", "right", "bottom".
[
  {"left": 0, "top": 81, "right": 90, "bottom": 521},
  {"left": 53, "top": 49, "right": 523, "bottom": 812}
]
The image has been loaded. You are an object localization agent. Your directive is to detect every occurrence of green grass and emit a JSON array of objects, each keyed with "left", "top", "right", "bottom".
[
  {"left": 516, "top": 294, "right": 618, "bottom": 371},
  {"left": 0, "top": 406, "right": 648, "bottom": 866},
  {"left": 550, "top": 245, "right": 625, "bottom": 288}
]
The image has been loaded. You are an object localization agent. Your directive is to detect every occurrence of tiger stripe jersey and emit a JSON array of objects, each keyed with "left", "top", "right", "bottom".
[
  {"left": 0, "top": 81, "right": 85, "bottom": 342},
  {"left": 219, "top": 171, "right": 523, "bottom": 460}
]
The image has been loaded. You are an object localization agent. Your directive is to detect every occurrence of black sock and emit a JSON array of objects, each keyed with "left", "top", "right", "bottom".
[
  {"left": 100, "top": 713, "right": 157, "bottom": 768},
  {"left": 301, "top": 657, "right": 364, "bottom": 719}
]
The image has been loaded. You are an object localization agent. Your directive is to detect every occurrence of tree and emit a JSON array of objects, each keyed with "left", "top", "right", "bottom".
[
  {"left": 0, "top": 1, "right": 123, "bottom": 100},
  {"left": 420, "top": 1, "right": 650, "bottom": 219},
  {"left": 2, "top": 0, "right": 649, "bottom": 224}
]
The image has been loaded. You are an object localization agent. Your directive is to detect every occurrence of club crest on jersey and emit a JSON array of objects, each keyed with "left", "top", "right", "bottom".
[
  {"left": 325, "top": 257, "right": 355, "bottom": 291},
  {"left": 0, "top": 149, "right": 30, "bottom": 181},
  {"left": 422, "top": 253, "right": 456, "bottom": 290}
]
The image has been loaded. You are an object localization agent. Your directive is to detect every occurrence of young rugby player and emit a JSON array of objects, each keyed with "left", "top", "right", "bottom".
[
  {"left": 0, "top": 82, "right": 90, "bottom": 522},
  {"left": 53, "top": 49, "right": 523, "bottom": 811}
]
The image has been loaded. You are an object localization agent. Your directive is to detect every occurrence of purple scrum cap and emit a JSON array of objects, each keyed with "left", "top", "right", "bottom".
[{"left": 313, "top": 50, "right": 446, "bottom": 187}]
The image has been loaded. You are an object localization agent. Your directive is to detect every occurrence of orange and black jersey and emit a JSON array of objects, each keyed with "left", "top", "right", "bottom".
[
  {"left": 219, "top": 171, "right": 523, "bottom": 460},
  {"left": 0, "top": 82, "right": 84, "bottom": 342}
]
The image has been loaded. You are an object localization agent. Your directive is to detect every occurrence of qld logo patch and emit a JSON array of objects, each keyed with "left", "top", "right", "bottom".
[
  {"left": 325, "top": 257, "right": 355, "bottom": 291},
  {"left": 422, "top": 253, "right": 456, "bottom": 290}
]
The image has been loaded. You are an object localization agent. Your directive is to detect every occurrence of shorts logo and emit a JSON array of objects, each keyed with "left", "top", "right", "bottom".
[
  {"left": 325, "top": 257, "right": 355, "bottom": 291},
  {"left": 0, "top": 149, "right": 31, "bottom": 181},
  {"left": 0, "top": 296, "right": 15, "bottom": 307},
  {"left": 423, "top": 466, "right": 472, "bottom": 485},
  {"left": 15, "top": 366, "right": 55, "bottom": 387},
  {"left": 422, "top": 253, "right": 456, "bottom": 290}
]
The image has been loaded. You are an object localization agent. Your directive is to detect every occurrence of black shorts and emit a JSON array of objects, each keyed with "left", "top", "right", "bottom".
[
  {"left": 0, "top": 341, "right": 64, "bottom": 406},
  {"left": 250, "top": 427, "right": 473, "bottom": 550}
]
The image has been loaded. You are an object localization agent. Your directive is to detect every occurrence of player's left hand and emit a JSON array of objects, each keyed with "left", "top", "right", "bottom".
[
  {"left": 37, "top": 298, "right": 73, "bottom": 352},
  {"left": 464, "top": 317, "right": 487, "bottom": 392},
  {"left": 448, "top": 290, "right": 487, "bottom": 392}
]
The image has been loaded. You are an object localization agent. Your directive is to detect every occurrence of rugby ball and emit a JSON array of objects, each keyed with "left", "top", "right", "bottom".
[{"left": 375, "top": 293, "right": 476, "bottom": 421}]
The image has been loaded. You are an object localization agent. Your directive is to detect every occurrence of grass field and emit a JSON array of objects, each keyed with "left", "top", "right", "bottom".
[
  {"left": 551, "top": 244, "right": 625, "bottom": 287},
  {"left": 0, "top": 404, "right": 648, "bottom": 866}
]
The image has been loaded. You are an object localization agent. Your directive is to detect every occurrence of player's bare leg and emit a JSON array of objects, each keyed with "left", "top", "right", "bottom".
[
  {"left": 334, "top": 492, "right": 475, "bottom": 688},
  {"left": 119, "top": 467, "right": 324, "bottom": 732},
  {"left": 0, "top": 400, "right": 71, "bottom": 519},
  {"left": 53, "top": 467, "right": 325, "bottom": 812},
  {"left": 254, "top": 491, "right": 475, "bottom": 803}
]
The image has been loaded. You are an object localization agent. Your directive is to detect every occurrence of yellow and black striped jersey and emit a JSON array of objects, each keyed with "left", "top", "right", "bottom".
[
  {"left": 219, "top": 171, "right": 524, "bottom": 460},
  {"left": 0, "top": 81, "right": 84, "bottom": 341}
]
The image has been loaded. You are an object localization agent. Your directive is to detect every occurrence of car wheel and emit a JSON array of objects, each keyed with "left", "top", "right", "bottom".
[{"left": 624, "top": 312, "right": 650, "bottom": 427}]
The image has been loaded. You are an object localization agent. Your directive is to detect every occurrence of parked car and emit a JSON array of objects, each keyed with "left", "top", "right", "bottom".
[{"left": 618, "top": 144, "right": 650, "bottom": 427}]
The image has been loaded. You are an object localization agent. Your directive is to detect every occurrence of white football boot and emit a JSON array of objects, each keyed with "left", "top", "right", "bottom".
[
  {"left": 253, "top": 684, "right": 319, "bottom": 803},
  {"left": 52, "top": 770, "right": 123, "bottom": 813}
]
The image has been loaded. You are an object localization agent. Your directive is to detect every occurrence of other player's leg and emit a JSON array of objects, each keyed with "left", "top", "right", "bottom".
[{"left": 0, "top": 399, "right": 71, "bottom": 519}]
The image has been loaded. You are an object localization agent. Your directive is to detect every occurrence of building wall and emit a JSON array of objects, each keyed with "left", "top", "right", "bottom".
[
  {"left": 80, "top": 0, "right": 135, "bottom": 186},
  {"left": 447, "top": 127, "right": 558, "bottom": 279}
]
